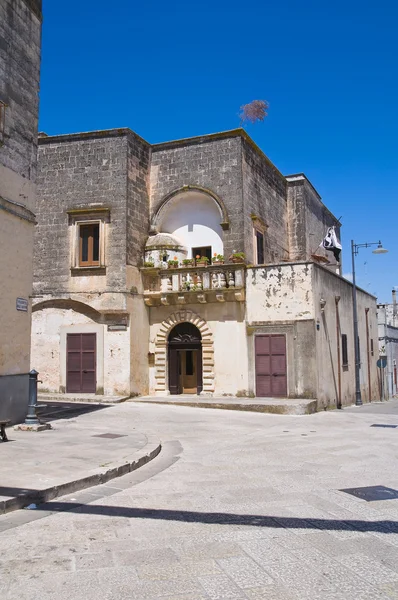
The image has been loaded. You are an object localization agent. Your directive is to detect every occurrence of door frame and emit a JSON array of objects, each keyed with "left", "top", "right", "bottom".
[
  {"left": 254, "top": 333, "right": 287, "bottom": 398},
  {"left": 60, "top": 324, "right": 104, "bottom": 393},
  {"left": 168, "top": 344, "right": 203, "bottom": 395},
  {"left": 66, "top": 332, "right": 97, "bottom": 393},
  {"left": 247, "top": 324, "right": 297, "bottom": 398}
]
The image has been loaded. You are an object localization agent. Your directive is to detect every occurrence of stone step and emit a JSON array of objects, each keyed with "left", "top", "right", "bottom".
[
  {"left": 131, "top": 396, "right": 318, "bottom": 415},
  {"left": 38, "top": 393, "right": 129, "bottom": 405}
]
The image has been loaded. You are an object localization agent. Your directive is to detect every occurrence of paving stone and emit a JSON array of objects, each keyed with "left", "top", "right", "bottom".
[
  {"left": 216, "top": 556, "right": 274, "bottom": 588},
  {"left": 2, "top": 402, "right": 398, "bottom": 600},
  {"left": 197, "top": 573, "right": 248, "bottom": 599}
]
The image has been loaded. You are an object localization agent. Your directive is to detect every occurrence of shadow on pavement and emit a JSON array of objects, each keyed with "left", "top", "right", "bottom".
[
  {"left": 27, "top": 502, "right": 398, "bottom": 534},
  {"left": 36, "top": 401, "right": 110, "bottom": 423}
]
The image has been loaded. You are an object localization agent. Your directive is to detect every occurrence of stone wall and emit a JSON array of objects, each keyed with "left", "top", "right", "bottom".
[
  {"left": 0, "top": 0, "right": 42, "bottom": 422},
  {"left": 287, "top": 175, "right": 341, "bottom": 268},
  {"left": 313, "top": 264, "right": 379, "bottom": 407},
  {"left": 151, "top": 133, "right": 244, "bottom": 259},
  {"left": 0, "top": 0, "right": 42, "bottom": 185},
  {"left": 34, "top": 131, "right": 130, "bottom": 295},
  {"left": 378, "top": 304, "right": 398, "bottom": 397},
  {"left": 242, "top": 138, "right": 288, "bottom": 263},
  {"left": 126, "top": 132, "right": 151, "bottom": 266}
]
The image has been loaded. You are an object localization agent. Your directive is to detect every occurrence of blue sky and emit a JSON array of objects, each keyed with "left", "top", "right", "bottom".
[{"left": 39, "top": 0, "right": 397, "bottom": 301}]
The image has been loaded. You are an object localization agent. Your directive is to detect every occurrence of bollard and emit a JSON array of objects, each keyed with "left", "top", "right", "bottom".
[{"left": 25, "top": 369, "right": 40, "bottom": 425}]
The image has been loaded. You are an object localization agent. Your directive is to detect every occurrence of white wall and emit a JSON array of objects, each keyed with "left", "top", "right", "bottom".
[
  {"left": 159, "top": 191, "right": 224, "bottom": 258},
  {"left": 149, "top": 302, "right": 248, "bottom": 396},
  {"left": 31, "top": 307, "right": 131, "bottom": 395},
  {"left": 246, "top": 264, "right": 314, "bottom": 323}
]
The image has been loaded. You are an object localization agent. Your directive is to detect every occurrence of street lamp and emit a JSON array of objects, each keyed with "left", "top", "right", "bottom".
[{"left": 351, "top": 240, "right": 388, "bottom": 406}]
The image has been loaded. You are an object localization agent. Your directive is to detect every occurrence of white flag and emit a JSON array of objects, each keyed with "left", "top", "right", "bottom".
[{"left": 320, "top": 226, "right": 342, "bottom": 262}]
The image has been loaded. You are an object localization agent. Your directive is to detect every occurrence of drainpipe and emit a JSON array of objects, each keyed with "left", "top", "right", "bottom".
[
  {"left": 335, "top": 296, "right": 342, "bottom": 409},
  {"left": 365, "top": 308, "right": 371, "bottom": 402},
  {"left": 392, "top": 289, "right": 397, "bottom": 328}
]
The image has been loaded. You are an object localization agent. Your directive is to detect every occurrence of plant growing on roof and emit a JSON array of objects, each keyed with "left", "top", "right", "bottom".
[{"left": 239, "top": 100, "right": 269, "bottom": 126}]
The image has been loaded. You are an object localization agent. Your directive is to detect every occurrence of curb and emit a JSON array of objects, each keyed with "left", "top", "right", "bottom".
[
  {"left": 0, "top": 439, "right": 161, "bottom": 515},
  {"left": 134, "top": 400, "right": 318, "bottom": 415}
]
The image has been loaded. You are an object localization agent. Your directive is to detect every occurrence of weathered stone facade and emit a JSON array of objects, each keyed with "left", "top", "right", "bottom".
[
  {"left": 0, "top": 0, "right": 42, "bottom": 423},
  {"left": 31, "top": 127, "right": 379, "bottom": 408}
]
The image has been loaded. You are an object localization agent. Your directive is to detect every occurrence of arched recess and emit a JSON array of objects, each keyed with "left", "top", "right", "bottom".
[
  {"left": 154, "top": 310, "right": 214, "bottom": 395},
  {"left": 151, "top": 185, "right": 230, "bottom": 233},
  {"left": 32, "top": 299, "right": 102, "bottom": 323}
]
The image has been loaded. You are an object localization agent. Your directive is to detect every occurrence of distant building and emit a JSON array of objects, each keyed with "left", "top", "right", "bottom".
[
  {"left": 31, "top": 128, "right": 380, "bottom": 408},
  {"left": 0, "top": 0, "right": 42, "bottom": 423},
  {"left": 378, "top": 290, "right": 398, "bottom": 398}
]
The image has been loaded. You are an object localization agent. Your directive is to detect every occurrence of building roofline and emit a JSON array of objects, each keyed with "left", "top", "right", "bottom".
[
  {"left": 285, "top": 173, "right": 341, "bottom": 226},
  {"left": 152, "top": 128, "right": 286, "bottom": 180},
  {"left": 38, "top": 128, "right": 150, "bottom": 147},
  {"left": 23, "top": 0, "right": 42, "bottom": 20}
]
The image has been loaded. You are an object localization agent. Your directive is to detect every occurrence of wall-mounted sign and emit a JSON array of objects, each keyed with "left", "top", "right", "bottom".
[
  {"left": 377, "top": 357, "right": 387, "bottom": 369},
  {"left": 16, "top": 297, "right": 28, "bottom": 312},
  {"left": 107, "top": 324, "right": 127, "bottom": 331}
]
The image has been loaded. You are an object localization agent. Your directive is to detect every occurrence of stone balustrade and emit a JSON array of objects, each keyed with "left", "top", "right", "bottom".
[{"left": 142, "top": 263, "right": 245, "bottom": 306}]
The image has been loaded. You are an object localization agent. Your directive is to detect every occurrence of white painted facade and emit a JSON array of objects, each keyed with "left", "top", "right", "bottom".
[{"left": 156, "top": 190, "right": 224, "bottom": 259}]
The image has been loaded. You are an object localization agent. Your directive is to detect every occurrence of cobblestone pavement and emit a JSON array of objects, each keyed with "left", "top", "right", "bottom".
[{"left": 1, "top": 400, "right": 398, "bottom": 599}]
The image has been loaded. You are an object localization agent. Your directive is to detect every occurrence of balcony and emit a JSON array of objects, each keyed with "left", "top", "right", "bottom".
[{"left": 142, "top": 263, "right": 245, "bottom": 306}]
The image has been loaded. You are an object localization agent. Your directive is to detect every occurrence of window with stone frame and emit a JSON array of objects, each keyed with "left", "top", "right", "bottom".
[
  {"left": 67, "top": 209, "right": 109, "bottom": 269},
  {"left": 251, "top": 215, "right": 267, "bottom": 265}
]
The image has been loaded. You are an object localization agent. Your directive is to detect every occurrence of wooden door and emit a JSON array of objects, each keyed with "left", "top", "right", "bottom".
[
  {"left": 66, "top": 333, "right": 96, "bottom": 393},
  {"left": 255, "top": 335, "right": 287, "bottom": 397},
  {"left": 180, "top": 350, "right": 197, "bottom": 394},
  {"left": 168, "top": 347, "right": 181, "bottom": 394}
]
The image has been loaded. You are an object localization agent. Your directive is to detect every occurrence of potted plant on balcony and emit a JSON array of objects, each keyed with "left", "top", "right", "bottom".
[
  {"left": 168, "top": 256, "right": 179, "bottom": 269},
  {"left": 195, "top": 255, "right": 209, "bottom": 266},
  {"left": 182, "top": 258, "right": 195, "bottom": 267},
  {"left": 213, "top": 253, "right": 224, "bottom": 265},
  {"left": 229, "top": 251, "right": 245, "bottom": 264},
  {"left": 144, "top": 261, "right": 155, "bottom": 268}
]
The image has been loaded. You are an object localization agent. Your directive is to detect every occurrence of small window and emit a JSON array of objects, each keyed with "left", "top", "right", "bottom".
[
  {"left": 79, "top": 223, "right": 100, "bottom": 266},
  {"left": 256, "top": 230, "right": 265, "bottom": 264},
  {"left": 342, "top": 334, "right": 348, "bottom": 366}
]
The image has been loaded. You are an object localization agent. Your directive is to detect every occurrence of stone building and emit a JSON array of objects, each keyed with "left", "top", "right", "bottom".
[
  {"left": 31, "top": 127, "right": 380, "bottom": 408},
  {"left": 0, "top": 0, "right": 42, "bottom": 423},
  {"left": 377, "top": 290, "right": 398, "bottom": 398}
]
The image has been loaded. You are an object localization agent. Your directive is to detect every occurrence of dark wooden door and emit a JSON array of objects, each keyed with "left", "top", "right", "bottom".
[
  {"left": 168, "top": 347, "right": 181, "bottom": 394},
  {"left": 255, "top": 335, "right": 287, "bottom": 397},
  {"left": 67, "top": 333, "right": 96, "bottom": 393}
]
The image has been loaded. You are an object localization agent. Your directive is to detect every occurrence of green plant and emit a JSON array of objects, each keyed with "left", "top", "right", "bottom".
[
  {"left": 196, "top": 256, "right": 209, "bottom": 264},
  {"left": 230, "top": 251, "right": 245, "bottom": 261},
  {"left": 182, "top": 258, "right": 194, "bottom": 266},
  {"left": 144, "top": 261, "right": 154, "bottom": 268},
  {"left": 181, "top": 281, "right": 198, "bottom": 292},
  {"left": 213, "top": 254, "right": 224, "bottom": 262},
  {"left": 168, "top": 260, "right": 179, "bottom": 268}
]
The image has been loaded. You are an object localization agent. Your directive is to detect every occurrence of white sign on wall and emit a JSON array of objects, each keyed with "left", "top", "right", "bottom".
[{"left": 16, "top": 297, "right": 28, "bottom": 312}]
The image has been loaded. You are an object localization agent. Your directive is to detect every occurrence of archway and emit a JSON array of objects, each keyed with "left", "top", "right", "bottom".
[
  {"left": 150, "top": 187, "right": 230, "bottom": 262},
  {"left": 154, "top": 310, "right": 215, "bottom": 395},
  {"left": 168, "top": 323, "right": 202, "bottom": 394}
]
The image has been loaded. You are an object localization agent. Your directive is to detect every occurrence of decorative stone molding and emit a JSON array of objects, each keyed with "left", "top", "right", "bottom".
[{"left": 154, "top": 310, "right": 215, "bottom": 395}]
